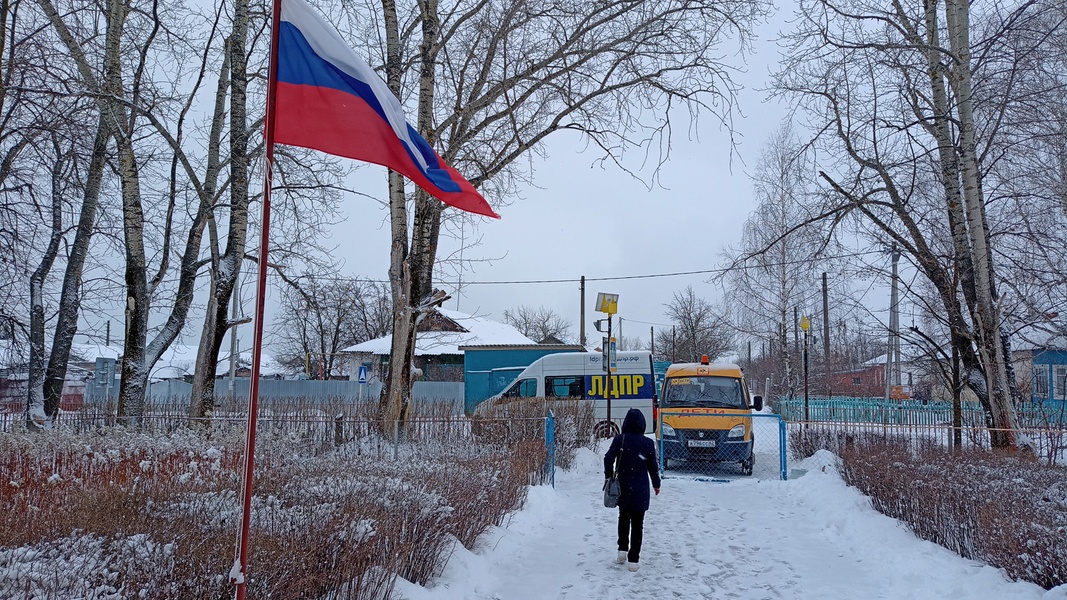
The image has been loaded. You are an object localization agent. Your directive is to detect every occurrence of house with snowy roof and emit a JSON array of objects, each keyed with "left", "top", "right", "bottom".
[
  {"left": 341, "top": 308, "right": 535, "bottom": 383},
  {"left": 1009, "top": 321, "right": 1067, "bottom": 405},
  {"left": 822, "top": 318, "right": 1067, "bottom": 405},
  {"left": 62, "top": 342, "right": 287, "bottom": 382}
]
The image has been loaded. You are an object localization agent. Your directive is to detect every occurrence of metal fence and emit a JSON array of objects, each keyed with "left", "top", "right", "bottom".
[
  {"left": 1, "top": 400, "right": 561, "bottom": 483},
  {"left": 777, "top": 396, "right": 1067, "bottom": 427},
  {"left": 81, "top": 379, "right": 465, "bottom": 411},
  {"left": 657, "top": 411, "right": 788, "bottom": 481},
  {"left": 545, "top": 411, "right": 556, "bottom": 487},
  {"left": 776, "top": 397, "right": 1067, "bottom": 466}
]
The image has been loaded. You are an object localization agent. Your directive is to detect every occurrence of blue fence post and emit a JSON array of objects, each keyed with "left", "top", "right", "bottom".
[
  {"left": 779, "top": 416, "right": 788, "bottom": 480},
  {"left": 658, "top": 409, "right": 665, "bottom": 475},
  {"left": 545, "top": 410, "right": 555, "bottom": 487}
]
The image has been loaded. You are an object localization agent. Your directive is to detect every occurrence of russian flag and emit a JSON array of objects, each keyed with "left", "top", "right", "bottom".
[{"left": 272, "top": 0, "right": 499, "bottom": 218}]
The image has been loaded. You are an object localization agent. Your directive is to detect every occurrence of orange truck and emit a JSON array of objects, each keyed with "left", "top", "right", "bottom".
[{"left": 656, "top": 356, "right": 763, "bottom": 475}]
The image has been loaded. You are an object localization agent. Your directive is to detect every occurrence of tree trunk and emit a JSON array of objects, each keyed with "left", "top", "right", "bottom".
[
  {"left": 115, "top": 133, "right": 149, "bottom": 427},
  {"left": 85, "top": 0, "right": 150, "bottom": 428},
  {"left": 33, "top": 0, "right": 121, "bottom": 424},
  {"left": 409, "top": 0, "right": 442, "bottom": 303},
  {"left": 43, "top": 117, "right": 107, "bottom": 421},
  {"left": 27, "top": 147, "right": 66, "bottom": 428},
  {"left": 145, "top": 43, "right": 229, "bottom": 376},
  {"left": 190, "top": 0, "right": 251, "bottom": 419},
  {"left": 944, "top": 0, "right": 1022, "bottom": 448},
  {"left": 380, "top": 0, "right": 414, "bottom": 426},
  {"left": 914, "top": 0, "right": 993, "bottom": 423},
  {"left": 383, "top": 0, "right": 443, "bottom": 426}
]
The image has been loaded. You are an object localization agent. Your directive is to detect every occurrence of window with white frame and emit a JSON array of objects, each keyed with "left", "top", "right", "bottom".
[
  {"left": 1054, "top": 365, "right": 1067, "bottom": 401},
  {"left": 1033, "top": 364, "right": 1050, "bottom": 399}
]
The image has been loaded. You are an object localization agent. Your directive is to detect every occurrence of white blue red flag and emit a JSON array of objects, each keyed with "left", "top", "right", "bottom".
[{"left": 272, "top": 0, "right": 499, "bottom": 218}]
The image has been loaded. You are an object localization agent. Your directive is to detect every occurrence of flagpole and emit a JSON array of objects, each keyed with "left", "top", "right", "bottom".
[{"left": 232, "top": 0, "right": 282, "bottom": 596}]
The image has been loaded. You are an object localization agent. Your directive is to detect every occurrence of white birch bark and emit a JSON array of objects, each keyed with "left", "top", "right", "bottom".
[
  {"left": 944, "top": 0, "right": 1023, "bottom": 448},
  {"left": 380, "top": 0, "right": 414, "bottom": 425}
]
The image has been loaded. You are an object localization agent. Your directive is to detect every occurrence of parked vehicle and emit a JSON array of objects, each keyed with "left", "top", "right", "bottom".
[
  {"left": 482, "top": 351, "right": 657, "bottom": 435},
  {"left": 656, "top": 356, "right": 763, "bottom": 475}
]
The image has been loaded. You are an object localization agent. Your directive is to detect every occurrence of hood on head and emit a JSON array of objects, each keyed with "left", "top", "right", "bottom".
[{"left": 621, "top": 408, "right": 645, "bottom": 434}]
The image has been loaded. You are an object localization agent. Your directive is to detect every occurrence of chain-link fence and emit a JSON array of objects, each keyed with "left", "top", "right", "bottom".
[
  {"left": 657, "top": 411, "right": 787, "bottom": 480},
  {"left": 5, "top": 395, "right": 604, "bottom": 483}
]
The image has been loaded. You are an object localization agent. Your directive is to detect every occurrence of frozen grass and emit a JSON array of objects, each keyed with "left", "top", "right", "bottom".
[
  {"left": 791, "top": 428, "right": 1067, "bottom": 589},
  {"left": 0, "top": 404, "right": 596, "bottom": 599}
]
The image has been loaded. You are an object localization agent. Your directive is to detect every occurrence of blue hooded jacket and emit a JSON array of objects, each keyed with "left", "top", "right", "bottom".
[{"left": 603, "top": 409, "right": 661, "bottom": 511}]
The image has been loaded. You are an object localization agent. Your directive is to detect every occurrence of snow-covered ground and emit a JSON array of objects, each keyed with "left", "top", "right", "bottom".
[{"left": 396, "top": 447, "right": 1067, "bottom": 600}]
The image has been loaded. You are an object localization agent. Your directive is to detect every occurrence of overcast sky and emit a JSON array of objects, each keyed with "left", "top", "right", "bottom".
[{"left": 296, "top": 6, "right": 796, "bottom": 349}]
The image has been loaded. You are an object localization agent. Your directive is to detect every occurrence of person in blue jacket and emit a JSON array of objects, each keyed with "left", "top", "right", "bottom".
[{"left": 604, "top": 408, "right": 661, "bottom": 572}]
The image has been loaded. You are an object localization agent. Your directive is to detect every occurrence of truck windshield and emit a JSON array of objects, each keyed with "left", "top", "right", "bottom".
[{"left": 661, "top": 376, "right": 745, "bottom": 408}]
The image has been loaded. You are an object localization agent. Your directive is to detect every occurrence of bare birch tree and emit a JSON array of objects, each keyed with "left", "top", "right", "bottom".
[
  {"left": 720, "top": 120, "right": 828, "bottom": 395},
  {"left": 0, "top": 2, "right": 99, "bottom": 427},
  {"left": 186, "top": 0, "right": 255, "bottom": 419},
  {"left": 775, "top": 0, "right": 1063, "bottom": 447}
]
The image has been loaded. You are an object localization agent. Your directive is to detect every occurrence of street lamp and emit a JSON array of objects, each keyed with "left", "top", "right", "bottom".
[
  {"left": 595, "top": 292, "right": 619, "bottom": 437},
  {"left": 801, "top": 315, "right": 810, "bottom": 423}
]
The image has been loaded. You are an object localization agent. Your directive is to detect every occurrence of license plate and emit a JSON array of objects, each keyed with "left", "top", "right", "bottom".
[{"left": 688, "top": 440, "right": 716, "bottom": 448}]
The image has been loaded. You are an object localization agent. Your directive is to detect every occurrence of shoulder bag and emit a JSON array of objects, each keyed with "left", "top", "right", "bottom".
[{"left": 603, "top": 435, "right": 624, "bottom": 508}]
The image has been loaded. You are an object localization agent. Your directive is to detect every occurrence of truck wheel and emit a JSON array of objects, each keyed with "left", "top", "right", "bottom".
[
  {"left": 740, "top": 454, "right": 754, "bottom": 476},
  {"left": 594, "top": 420, "right": 619, "bottom": 439}
]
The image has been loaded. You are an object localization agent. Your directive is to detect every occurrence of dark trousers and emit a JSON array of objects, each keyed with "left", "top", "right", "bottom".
[{"left": 617, "top": 507, "right": 645, "bottom": 563}]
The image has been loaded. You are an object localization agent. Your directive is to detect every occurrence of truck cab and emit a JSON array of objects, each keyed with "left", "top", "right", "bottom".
[{"left": 656, "top": 356, "right": 763, "bottom": 475}]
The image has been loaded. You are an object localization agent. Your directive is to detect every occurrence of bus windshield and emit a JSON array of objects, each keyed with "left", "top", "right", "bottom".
[{"left": 661, "top": 376, "right": 745, "bottom": 409}]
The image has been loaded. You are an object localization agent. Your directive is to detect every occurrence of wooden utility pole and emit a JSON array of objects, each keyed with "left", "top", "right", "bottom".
[
  {"left": 580, "top": 276, "right": 586, "bottom": 347},
  {"left": 823, "top": 272, "right": 830, "bottom": 396},
  {"left": 822, "top": 273, "right": 829, "bottom": 360},
  {"left": 885, "top": 244, "right": 900, "bottom": 402}
]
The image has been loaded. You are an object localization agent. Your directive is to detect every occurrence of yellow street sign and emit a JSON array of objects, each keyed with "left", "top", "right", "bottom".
[{"left": 595, "top": 292, "right": 619, "bottom": 315}]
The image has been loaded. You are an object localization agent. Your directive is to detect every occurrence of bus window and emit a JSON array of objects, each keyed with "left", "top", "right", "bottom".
[
  {"left": 504, "top": 378, "right": 538, "bottom": 398},
  {"left": 546, "top": 376, "right": 584, "bottom": 398}
]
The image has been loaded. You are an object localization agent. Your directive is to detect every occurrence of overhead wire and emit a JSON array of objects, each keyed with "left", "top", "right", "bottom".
[{"left": 268, "top": 249, "right": 884, "bottom": 287}]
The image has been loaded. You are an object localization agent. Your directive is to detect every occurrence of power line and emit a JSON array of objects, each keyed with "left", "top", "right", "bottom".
[
  {"left": 620, "top": 317, "right": 675, "bottom": 327},
  {"left": 269, "top": 250, "right": 882, "bottom": 287}
]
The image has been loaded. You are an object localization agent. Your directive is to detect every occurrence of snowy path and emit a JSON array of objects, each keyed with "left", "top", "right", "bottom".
[{"left": 396, "top": 448, "right": 1064, "bottom": 600}]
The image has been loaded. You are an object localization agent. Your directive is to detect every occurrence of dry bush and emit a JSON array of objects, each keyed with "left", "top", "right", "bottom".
[
  {"left": 787, "top": 425, "right": 849, "bottom": 461},
  {"left": 473, "top": 396, "right": 596, "bottom": 470},
  {"left": 0, "top": 418, "right": 543, "bottom": 599},
  {"left": 545, "top": 399, "right": 597, "bottom": 470},
  {"left": 838, "top": 436, "right": 1067, "bottom": 589}
]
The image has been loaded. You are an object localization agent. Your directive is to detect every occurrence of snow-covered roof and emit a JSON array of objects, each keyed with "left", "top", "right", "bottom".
[
  {"left": 218, "top": 349, "right": 288, "bottom": 378},
  {"left": 343, "top": 308, "right": 534, "bottom": 356},
  {"left": 1012, "top": 323, "right": 1067, "bottom": 351},
  {"left": 70, "top": 343, "right": 123, "bottom": 361},
  {"left": 68, "top": 342, "right": 287, "bottom": 380}
]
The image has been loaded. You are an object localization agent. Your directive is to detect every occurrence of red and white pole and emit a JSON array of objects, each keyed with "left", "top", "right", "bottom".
[{"left": 232, "top": 0, "right": 282, "bottom": 595}]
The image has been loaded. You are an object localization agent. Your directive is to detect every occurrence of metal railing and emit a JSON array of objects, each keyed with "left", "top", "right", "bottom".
[{"left": 777, "top": 397, "right": 1067, "bottom": 466}]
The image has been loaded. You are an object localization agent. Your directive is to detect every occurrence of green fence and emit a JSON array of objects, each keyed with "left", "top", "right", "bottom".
[{"left": 777, "top": 396, "right": 1067, "bottom": 427}]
